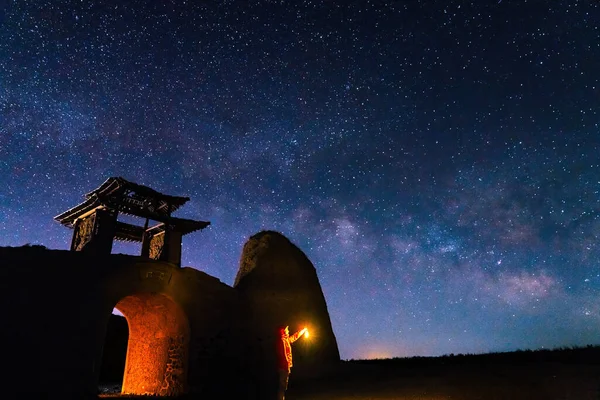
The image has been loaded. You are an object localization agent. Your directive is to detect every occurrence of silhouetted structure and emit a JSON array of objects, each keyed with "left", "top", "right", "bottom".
[
  {"left": 0, "top": 177, "right": 339, "bottom": 400},
  {"left": 54, "top": 176, "right": 210, "bottom": 265}
]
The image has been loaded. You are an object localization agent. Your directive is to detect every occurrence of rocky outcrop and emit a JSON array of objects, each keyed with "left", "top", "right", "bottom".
[{"left": 234, "top": 231, "right": 340, "bottom": 380}]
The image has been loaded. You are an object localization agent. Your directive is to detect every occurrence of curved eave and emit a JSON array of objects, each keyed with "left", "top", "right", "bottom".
[
  {"left": 85, "top": 176, "right": 190, "bottom": 213},
  {"left": 147, "top": 219, "right": 211, "bottom": 236},
  {"left": 54, "top": 197, "right": 102, "bottom": 227}
]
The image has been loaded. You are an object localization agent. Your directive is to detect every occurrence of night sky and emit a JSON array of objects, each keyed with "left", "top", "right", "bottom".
[{"left": 1, "top": 0, "right": 599, "bottom": 360}]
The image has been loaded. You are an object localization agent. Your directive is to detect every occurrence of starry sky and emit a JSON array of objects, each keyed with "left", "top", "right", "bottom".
[{"left": 1, "top": 0, "right": 599, "bottom": 360}]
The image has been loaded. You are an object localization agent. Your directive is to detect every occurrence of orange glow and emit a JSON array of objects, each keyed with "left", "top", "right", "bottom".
[
  {"left": 114, "top": 293, "right": 190, "bottom": 396},
  {"left": 361, "top": 348, "right": 394, "bottom": 360},
  {"left": 304, "top": 328, "right": 309, "bottom": 338}
]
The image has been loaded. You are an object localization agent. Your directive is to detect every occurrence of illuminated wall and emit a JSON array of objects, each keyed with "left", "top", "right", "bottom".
[{"left": 115, "top": 293, "right": 189, "bottom": 396}]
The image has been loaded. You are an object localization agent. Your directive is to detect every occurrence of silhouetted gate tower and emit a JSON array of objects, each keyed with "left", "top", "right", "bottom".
[{"left": 54, "top": 176, "right": 210, "bottom": 265}]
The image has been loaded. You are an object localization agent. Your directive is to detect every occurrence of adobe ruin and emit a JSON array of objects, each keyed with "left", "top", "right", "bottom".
[{"left": 0, "top": 177, "right": 339, "bottom": 399}]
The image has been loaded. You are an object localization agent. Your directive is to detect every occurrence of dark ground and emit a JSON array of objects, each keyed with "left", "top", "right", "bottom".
[
  {"left": 99, "top": 346, "right": 600, "bottom": 400},
  {"left": 289, "top": 358, "right": 600, "bottom": 400}
]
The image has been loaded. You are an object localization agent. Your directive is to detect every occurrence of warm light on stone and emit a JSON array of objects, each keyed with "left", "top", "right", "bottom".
[{"left": 115, "top": 292, "right": 190, "bottom": 396}]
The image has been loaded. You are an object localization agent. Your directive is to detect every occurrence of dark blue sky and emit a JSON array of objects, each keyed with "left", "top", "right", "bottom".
[{"left": 1, "top": 0, "right": 599, "bottom": 359}]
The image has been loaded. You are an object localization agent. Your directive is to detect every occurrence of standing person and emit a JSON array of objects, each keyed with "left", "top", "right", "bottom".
[{"left": 276, "top": 325, "right": 308, "bottom": 400}]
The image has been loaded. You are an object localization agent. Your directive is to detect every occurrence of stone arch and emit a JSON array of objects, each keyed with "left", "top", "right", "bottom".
[
  {"left": 99, "top": 261, "right": 191, "bottom": 397},
  {"left": 115, "top": 292, "right": 190, "bottom": 396}
]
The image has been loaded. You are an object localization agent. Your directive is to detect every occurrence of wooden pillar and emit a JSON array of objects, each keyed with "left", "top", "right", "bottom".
[
  {"left": 141, "top": 225, "right": 183, "bottom": 266},
  {"left": 140, "top": 218, "right": 151, "bottom": 258},
  {"left": 70, "top": 209, "right": 116, "bottom": 255},
  {"left": 164, "top": 228, "right": 183, "bottom": 266}
]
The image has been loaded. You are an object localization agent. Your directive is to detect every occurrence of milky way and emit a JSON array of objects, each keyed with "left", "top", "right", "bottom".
[{"left": 1, "top": 1, "right": 599, "bottom": 359}]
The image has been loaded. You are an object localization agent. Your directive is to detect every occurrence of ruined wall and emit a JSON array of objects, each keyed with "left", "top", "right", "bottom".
[
  {"left": 0, "top": 246, "right": 115, "bottom": 399},
  {"left": 234, "top": 231, "right": 341, "bottom": 382},
  {"left": 174, "top": 267, "right": 253, "bottom": 398},
  {"left": 0, "top": 246, "right": 250, "bottom": 399},
  {"left": 0, "top": 232, "right": 338, "bottom": 399}
]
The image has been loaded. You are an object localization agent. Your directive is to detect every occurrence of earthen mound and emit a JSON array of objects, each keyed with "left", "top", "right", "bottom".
[{"left": 234, "top": 230, "right": 340, "bottom": 378}]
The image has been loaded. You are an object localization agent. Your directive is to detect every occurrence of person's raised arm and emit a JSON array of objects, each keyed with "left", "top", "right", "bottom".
[{"left": 289, "top": 327, "right": 308, "bottom": 343}]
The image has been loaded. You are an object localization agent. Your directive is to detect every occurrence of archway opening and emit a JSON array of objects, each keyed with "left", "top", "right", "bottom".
[
  {"left": 101, "top": 292, "right": 190, "bottom": 396},
  {"left": 98, "top": 310, "right": 129, "bottom": 394}
]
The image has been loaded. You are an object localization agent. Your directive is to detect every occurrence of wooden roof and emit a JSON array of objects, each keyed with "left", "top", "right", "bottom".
[
  {"left": 114, "top": 218, "right": 211, "bottom": 242},
  {"left": 54, "top": 177, "right": 208, "bottom": 233}
]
